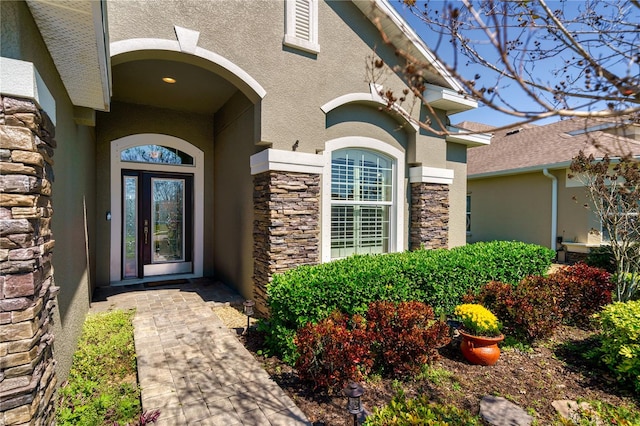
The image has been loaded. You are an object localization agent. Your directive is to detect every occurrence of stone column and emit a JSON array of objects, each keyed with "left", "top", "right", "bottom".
[
  {"left": 253, "top": 171, "right": 320, "bottom": 315},
  {"left": 410, "top": 182, "right": 450, "bottom": 250},
  {"left": 0, "top": 96, "right": 59, "bottom": 426}
]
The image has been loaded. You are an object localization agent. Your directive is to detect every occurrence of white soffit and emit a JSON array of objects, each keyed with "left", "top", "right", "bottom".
[
  {"left": 445, "top": 125, "right": 491, "bottom": 147},
  {"left": 424, "top": 84, "right": 477, "bottom": 114},
  {"left": 26, "top": 0, "right": 111, "bottom": 111}
]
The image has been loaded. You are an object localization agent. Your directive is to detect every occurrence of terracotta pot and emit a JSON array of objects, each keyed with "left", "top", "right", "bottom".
[{"left": 459, "top": 330, "right": 504, "bottom": 366}]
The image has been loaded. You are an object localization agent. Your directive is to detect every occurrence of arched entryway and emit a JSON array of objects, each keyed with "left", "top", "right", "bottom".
[{"left": 97, "top": 31, "right": 265, "bottom": 289}]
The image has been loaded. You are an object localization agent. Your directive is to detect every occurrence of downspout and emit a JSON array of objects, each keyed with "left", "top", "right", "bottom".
[{"left": 542, "top": 169, "right": 558, "bottom": 250}]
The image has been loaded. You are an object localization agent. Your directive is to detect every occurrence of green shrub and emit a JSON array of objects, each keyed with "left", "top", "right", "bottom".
[
  {"left": 56, "top": 309, "right": 141, "bottom": 426},
  {"left": 265, "top": 241, "right": 554, "bottom": 361},
  {"left": 364, "top": 390, "right": 481, "bottom": 425},
  {"left": 584, "top": 245, "right": 616, "bottom": 273},
  {"left": 590, "top": 301, "right": 640, "bottom": 392}
]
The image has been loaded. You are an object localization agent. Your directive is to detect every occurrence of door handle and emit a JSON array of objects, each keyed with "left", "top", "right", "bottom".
[{"left": 144, "top": 220, "right": 149, "bottom": 245}]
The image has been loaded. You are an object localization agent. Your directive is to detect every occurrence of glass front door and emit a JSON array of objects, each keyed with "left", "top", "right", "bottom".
[{"left": 122, "top": 171, "right": 193, "bottom": 278}]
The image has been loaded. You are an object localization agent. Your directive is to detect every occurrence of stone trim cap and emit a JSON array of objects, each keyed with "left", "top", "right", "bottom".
[
  {"left": 0, "top": 58, "right": 56, "bottom": 125},
  {"left": 409, "top": 166, "right": 454, "bottom": 184},
  {"left": 250, "top": 148, "right": 324, "bottom": 175}
]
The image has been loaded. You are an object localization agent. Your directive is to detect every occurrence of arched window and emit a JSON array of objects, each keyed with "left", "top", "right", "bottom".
[
  {"left": 330, "top": 148, "right": 394, "bottom": 259},
  {"left": 120, "top": 145, "right": 194, "bottom": 165}
]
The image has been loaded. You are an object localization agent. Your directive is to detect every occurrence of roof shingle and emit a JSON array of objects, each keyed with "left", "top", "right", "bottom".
[{"left": 464, "top": 117, "right": 640, "bottom": 177}]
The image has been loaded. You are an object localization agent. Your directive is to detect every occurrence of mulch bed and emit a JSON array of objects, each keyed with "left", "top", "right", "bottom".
[{"left": 240, "top": 326, "right": 639, "bottom": 425}]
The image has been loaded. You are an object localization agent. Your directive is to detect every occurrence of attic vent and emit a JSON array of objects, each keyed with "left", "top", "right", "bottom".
[
  {"left": 295, "top": 0, "right": 311, "bottom": 40},
  {"left": 283, "top": 0, "right": 320, "bottom": 54},
  {"left": 506, "top": 128, "right": 522, "bottom": 136}
]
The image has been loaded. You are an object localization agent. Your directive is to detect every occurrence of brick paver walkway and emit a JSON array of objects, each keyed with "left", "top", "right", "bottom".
[{"left": 91, "top": 280, "right": 309, "bottom": 426}]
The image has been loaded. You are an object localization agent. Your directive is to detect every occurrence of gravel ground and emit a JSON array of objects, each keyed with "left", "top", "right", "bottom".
[{"left": 212, "top": 303, "right": 257, "bottom": 333}]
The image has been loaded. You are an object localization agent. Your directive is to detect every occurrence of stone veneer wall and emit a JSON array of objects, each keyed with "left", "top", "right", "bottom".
[
  {"left": 410, "top": 182, "right": 450, "bottom": 250},
  {"left": 253, "top": 171, "right": 320, "bottom": 315},
  {"left": 565, "top": 251, "right": 589, "bottom": 265},
  {"left": 0, "top": 96, "right": 59, "bottom": 425}
]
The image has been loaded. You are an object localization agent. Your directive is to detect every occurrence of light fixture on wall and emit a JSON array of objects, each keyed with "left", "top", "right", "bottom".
[{"left": 162, "top": 77, "right": 176, "bottom": 84}]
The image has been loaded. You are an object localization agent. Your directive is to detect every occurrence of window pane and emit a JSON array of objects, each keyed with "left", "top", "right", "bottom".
[
  {"left": 330, "top": 204, "right": 390, "bottom": 258},
  {"left": 121, "top": 145, "right": 193, "bottom": 165},
  {"left": 466, "top": 195, "right": 471, "bottom": 233},
  {"left": 152, "top": 178, "right": 185, "bottom": 263},
  {"left": 331, "top": 149, "right": 392, "bottom": 202},
  {"left": 330, "top": 149, "right": 394, "bottom": 260},
  {"left": 123, "top": 176, "right": 138, "bottom": 278}
]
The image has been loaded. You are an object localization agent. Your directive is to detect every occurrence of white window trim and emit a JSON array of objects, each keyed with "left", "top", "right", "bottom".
[
  {"left": 322, "top": 137, "right": 405, "bottom": 262},
  {"left": 283, "top": 0, "right": 320, "bottom": 54}
]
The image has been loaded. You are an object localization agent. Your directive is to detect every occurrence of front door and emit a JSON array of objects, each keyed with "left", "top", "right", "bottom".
[{"left": 122, "top": 171, "right": 194, "bottom": 279}]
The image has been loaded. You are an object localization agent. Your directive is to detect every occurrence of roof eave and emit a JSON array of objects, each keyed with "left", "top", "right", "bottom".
[
  {"left": 445, "top": 125, "right": 491, "bottom": 147},
  {"left": 352, "top": 0, "right": 467, "bottom": 94},
  {"left": 26, "top": 0, "right": 111, "bottom": 112},
  {"left": 468, "top": 161, "right": 573, "bottom": 180}
]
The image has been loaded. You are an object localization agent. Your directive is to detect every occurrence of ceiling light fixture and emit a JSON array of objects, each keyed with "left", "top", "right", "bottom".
[{"left": 162, "top": 77, "right": 176, "bottom": 84}]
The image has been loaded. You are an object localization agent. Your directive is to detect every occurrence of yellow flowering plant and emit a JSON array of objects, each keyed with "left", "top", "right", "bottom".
[{"left": 453, "top": 304, "right": 502, "bottom": 337}]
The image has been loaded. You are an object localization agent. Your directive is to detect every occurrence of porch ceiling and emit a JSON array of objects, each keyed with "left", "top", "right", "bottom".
[{"left": 112, "top": 59, "right": 239, "bottom": 116}]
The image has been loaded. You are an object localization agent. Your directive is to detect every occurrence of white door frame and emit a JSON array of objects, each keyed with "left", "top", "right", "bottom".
[{"left": 110, "top": 134, "right": 204, "bottom": 283}]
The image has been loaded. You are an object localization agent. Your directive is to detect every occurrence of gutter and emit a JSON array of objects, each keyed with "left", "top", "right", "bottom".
[
  {"left": 468, "top": 161, "right": 572, "bottom": 180},
  {"left": 542, "top": 168, "right": 558, "bottom": 250}
]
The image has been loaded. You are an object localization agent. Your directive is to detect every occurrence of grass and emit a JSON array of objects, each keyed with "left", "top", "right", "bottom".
[{"left": 56, "top": 309, "right": 141, "bottom": 426}]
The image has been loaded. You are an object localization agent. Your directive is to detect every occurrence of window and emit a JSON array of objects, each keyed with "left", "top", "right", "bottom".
[
  {"left": 121, "top": 145, "right": 193, "bottom": 165},
  {"left": 330, "top": 149, "right": 393, "bottom": 259},
  {"left": 283, "top": 0, "right": 320, "bottom": 54},
  {"left": 466, "top": 194, "right": 471, "bottom": 233},
  {"left": 601, "top": 201, "right": 640, "bottom": 243}
]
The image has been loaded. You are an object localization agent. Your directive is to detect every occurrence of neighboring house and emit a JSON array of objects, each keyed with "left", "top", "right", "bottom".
[
  {"left": 465, "top": 117, "right": 640, "bottom": 262},
  {"left": 1, "top": 0, "right": 486, "bottom": 422}
]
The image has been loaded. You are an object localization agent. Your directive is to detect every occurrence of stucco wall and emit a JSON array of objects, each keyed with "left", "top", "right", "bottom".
[
  {"left": 1, "top": 0, "right": 95, "bottom": 382},
  {"left": 105, "top": 1, "right": 443, "bottom": 159},
  {"left": 213, "top": 93, "right": 259, "bottom": 299},
  {"left": 103, "top": 0, "right": 467, "bottom": 267},
  {"left": 557, "top": 172, "right": 598, "bottom": 244},
  {"left": 447, "top": 142, "right": 467, "bottom": 247},
  {"left": 95, "top": 102, "right": 216, "bottom": 285},
  {"left": 468, "top": 169, "right": 602, "bottom": 250},
  {"left": 467, "top": 172, "right": 553, "bottom": 248}
]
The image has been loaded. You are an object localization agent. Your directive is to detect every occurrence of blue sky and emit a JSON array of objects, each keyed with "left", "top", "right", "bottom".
[
  {"left": 389, "top": 1, "right": 536, "bottom": 127},
  {"left": 388, "top": 1, "right": 639, "bottom": 128}
]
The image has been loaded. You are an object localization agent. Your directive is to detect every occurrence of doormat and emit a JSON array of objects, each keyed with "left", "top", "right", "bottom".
[{"left": 144, "top": 279, "right": 189, "bottom": 288}]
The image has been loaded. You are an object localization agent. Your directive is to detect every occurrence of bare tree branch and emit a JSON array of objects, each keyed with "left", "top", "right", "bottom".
[{"left": 369, "top": 0, "right": 640, "bottom": 137}]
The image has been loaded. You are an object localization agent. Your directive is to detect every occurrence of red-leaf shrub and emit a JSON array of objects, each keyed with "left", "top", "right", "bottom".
[
  {"left": 366, "top": 301, "right": 450, "bottom": 377},
  {"left": 550, "top": 263, "right": 613, "bottom": 328},
  {"left": 294, "top": 311, "right": 372, "bottom": 390},
  {"left": 470, "top": 278, "right": 562, "bottom": 342},
  {"left": 516, "top": 275, "right": 564, "bottom": 340},
  {"left": 294, "top": 301, "right": 450, "bottom": 389}
]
